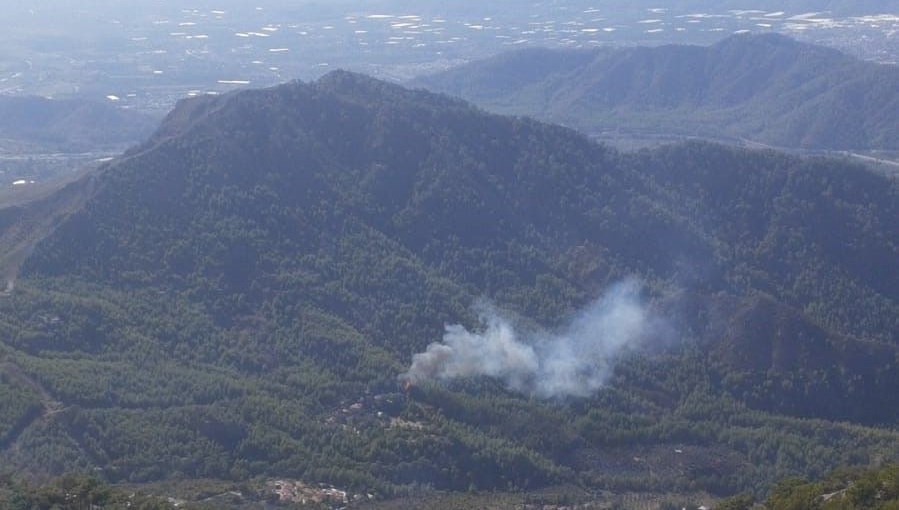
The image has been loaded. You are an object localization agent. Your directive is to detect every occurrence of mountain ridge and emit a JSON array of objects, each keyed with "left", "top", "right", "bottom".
[{"left": 412, "top": 34, "right": 899, "bottom": 151}]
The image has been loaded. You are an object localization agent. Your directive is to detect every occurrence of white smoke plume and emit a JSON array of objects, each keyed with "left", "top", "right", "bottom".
[{"left": 401, "top": 279, "right": 661, "bottom": 399}]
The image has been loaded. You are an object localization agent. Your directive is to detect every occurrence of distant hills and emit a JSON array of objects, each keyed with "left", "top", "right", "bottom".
[
  {"left": 413, "top": 34, "right": 899, "bottom": 151},
  {"left": 0, "top": 95, "right": 157, "bottom": 152},
  {"left": 622, "top": 1, "right": 897, "bottom": 16},
  {"left": 0, "top": 71, "right": 896, "bottom": 504}
]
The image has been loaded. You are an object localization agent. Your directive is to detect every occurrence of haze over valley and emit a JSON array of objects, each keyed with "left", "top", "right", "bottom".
[{"left": 1, "top": 1, "right": 897, "bottom": 112}]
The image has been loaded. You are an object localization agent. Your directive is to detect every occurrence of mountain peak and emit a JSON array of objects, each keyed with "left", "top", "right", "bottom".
[
  {"left": 711, "top": 31, "right": 844, "bottom": 59},
  {"left": 714, "top": 31, "right": 797, "bottom": 47},
  {"left": 316, "top": 68, "right": 382, "bottom": 88}
]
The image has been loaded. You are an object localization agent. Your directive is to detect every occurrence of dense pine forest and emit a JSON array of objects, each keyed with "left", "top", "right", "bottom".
[{"left": 0, "top": 70, "right": 896, "bottom": 507}]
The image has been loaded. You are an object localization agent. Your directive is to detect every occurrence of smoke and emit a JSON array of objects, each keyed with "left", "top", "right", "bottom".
[{"left": 401, "top": 279, "right": 663, "bottom": 399}]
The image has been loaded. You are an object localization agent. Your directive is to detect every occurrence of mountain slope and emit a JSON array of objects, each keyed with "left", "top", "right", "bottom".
[
  {"left": 0, "top": 72, "right": 896, "bottom": 501},
  {"left": 413, "top": 34, "right": 899, "bottom": 150},
  {"left": 0, "top": 95, "right": 157, "bottom": 152}
]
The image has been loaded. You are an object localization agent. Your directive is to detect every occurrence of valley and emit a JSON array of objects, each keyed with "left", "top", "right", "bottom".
[{"left": 0, "top": 1, "right": 896, "bottom": 114}]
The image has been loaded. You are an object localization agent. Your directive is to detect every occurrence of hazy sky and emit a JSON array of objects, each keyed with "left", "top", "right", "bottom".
[{"left": 1, "top": 0, "right": 894, "bottom": 104}]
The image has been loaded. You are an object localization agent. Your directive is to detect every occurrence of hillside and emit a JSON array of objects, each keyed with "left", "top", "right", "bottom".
[
  {"left": 0, "top": 71, "right": 896, "bottom": 506},
  {"left": 764, "top": 464, "right": 899, "bottom": 510},
  {"left": 413, "top": 34, "right": 899, "bottom": 151},
  {"left": 0, "top": 95, "right": 157, "bottom": 152}
]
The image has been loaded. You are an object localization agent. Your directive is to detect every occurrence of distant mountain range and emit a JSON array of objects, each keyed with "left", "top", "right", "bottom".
[
  {"left": 0, "top": 95, "right": 157, "bottom": 152},
  {"left": 621, "top": 0, "right": 897, "bottom": 16},
  {"left": 413, "top": 34, "right": 899, "bottom": 151},
  {"left": 0, "top": 71, "right": 896, "bottom": 505}
]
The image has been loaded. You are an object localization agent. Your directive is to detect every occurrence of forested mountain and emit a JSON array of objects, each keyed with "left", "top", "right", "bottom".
[
  {"left": 763, "top": 464, "right": 899, "bottom": 510},
  {"left": 413, "top": 34, "right": 899, "bottom": 151},
  {"left": 0, "top": 95, "right": 157, "bottom": 151},
  {"left": 0, "top": 71, "right": 896, "bottom": 506}
]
